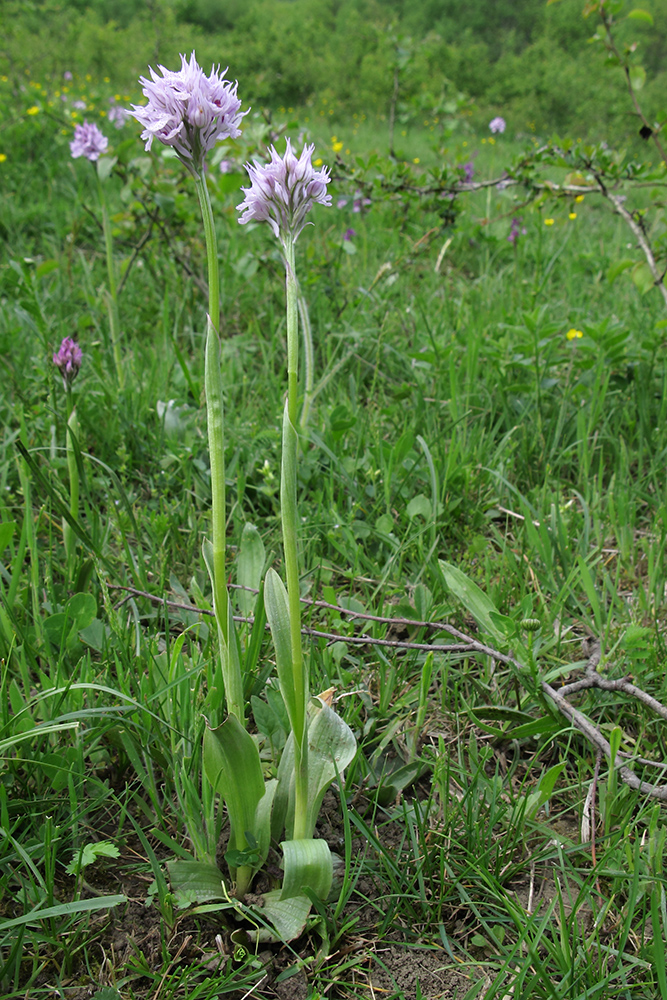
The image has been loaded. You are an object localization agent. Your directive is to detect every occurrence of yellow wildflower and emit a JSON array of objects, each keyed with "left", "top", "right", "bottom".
[
  {"left": 544, "top": 218, "right": 555, "bottom": 226},
  {"left": 0, "top": 153, "right": 7, "bottom": 162},
  {"left": 566, "top": 328, "right": 583, "bottom": 341},
  {"left": 27, "top": 106, "right": 40, "bottom": 115},
  {"left": 569, "top": 212, "right": 577, "bottom": 220},
  {"left": 413, "top": 157, "right": 420, "bottom": 164},
  {"left": 575, "top": 194, "right": 584, "bottom": 203}
]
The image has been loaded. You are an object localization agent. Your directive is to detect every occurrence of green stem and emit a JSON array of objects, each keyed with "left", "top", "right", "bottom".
[
  {"left": 194, "top": 172, "right": 244, "bottom": 725},
  {"left": 281, "top": 236, "right": 308, "bottom": 840},
  {"left": 298, "top": 288, "right": 314, "bottom": 431},
  {"left": 64, "top": 400, "right": 80, "bottom": 584},
  {"left": 97, "top": 172, "right": 124, "bottom": 390}
]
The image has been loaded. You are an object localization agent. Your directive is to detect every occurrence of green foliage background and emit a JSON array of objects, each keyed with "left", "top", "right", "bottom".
[{"left": 3, "top": 0, "right": 667, "bottom": 139}]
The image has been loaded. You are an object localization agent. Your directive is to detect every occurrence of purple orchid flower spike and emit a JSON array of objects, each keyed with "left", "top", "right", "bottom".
[
  {"left": 128, "top": 51, "right": 246, "bottom": 175},
  {"left": 70, "top": 122, "right": 108, "bottom": 161},
  {"left": 53, "top": 337, "right": 83, "bottom": 388},
  {"left": 237, "top": 139, "right": 332, "bottom": 244}
]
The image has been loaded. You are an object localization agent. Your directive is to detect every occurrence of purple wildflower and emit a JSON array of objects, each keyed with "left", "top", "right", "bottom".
[
  {"left": 352, "top": 190, "right": 371, "bottom": 214},
  {"left": 463, "top": 160, "right": 474, "bottom": 183},
  {"left": 237, "top": 139, "right": 332, "bottom": 243},
  {"left": 507, "top": 217, "right": 527, "bottom": 244},
  {"left": 70, "top": 121, "right": 109, "bottom": 161},
  {"left": 108, "top": 104, "right": 128, "bottom": 129},
  {"left": 337, "top": 197, "right": 348, "bottom": 209},
  {"left": 128, "top": 51, "right": 246, "bottom": 175},
  {"left": 344, "top": 228, "right": 356, "bottom": 241},
  {"left": 63, "top": 71, "right": 73, "bottom": 81},
  {"left": 53, "top": 337, "right": 83, "bottom": 387},
  {"left": 489, "top": 116, "right": 506, "bottom": 134},
  {"left": 72, "top": 99, "right": 87, "bottom": 111}
]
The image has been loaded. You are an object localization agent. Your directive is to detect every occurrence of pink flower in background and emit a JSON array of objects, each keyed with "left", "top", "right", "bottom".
[
  {"left": 53, "top": 337, "right": 83, "bottom": 387},
  {"left": 344, "top": 228, "right": 356, "bottom": 241},
  {"left": 63, "top": 71, "right": 73, "bottom": 81},
  {"left": 108, "top": 104, "right": 128, "bottom": 129},
  {"left": 237, "top": 139, "right": 331, "bottom": 242},
  {"left": 489, "top": 116, "right": 506, "bottom": 134},
  {"left": 70, "top": 121, "right": 108, "bottom": 161},
  {"left": 128, "top": 51, "right": 245, "bottom": 174}
]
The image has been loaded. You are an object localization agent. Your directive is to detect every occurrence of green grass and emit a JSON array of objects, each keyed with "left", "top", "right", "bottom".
[{"left": 1, "top": 52, "right": 667, "bottom": 1000}]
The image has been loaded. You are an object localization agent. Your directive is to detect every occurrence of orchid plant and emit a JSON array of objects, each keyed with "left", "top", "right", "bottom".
[
  {"left": 128, "top": 54, "right": 356, "bottom": 941},
  {"left": 70, "top": 121, "right": 124, "bottom": 389},
  {"left": 53, "top": 337, "right": 83, "bottom": 584}
]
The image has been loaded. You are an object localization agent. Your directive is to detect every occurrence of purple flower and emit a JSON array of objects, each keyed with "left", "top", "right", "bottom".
[
  {"left": 219, "top": 159, "right": 233, "bottom": 173},
  {"left": 63, "top": 71, "right": 73, "bottom": 81},
  {"left": 70, "top": 121, "right": 109, "bottom": 161},
  {"left": 108, "top": 104, "right": 128, "bottom": 129},
  {"left": 53, "top": 337, "right": 83, "bottom": 387},
  {"left": 352, "top": 190, "right": 371, "bottom": 214},
  {"left": 507, "top": 217, "right": 527, "bottom": 244},
  {"left": 72, "top": 100, "right": 87, "bottom": 111},
  {"left": 463, "top": 160, "right": 475, "bottom": 183},
  {"left": 337, "top": 197, "right": 348, "bottom": 209},
  {"left": 128, "top": 51, "right": 246, "bottom": 175},
  {"left": 344, "top": 228, "right": 356, "bottom": 241},
  {"left": 237, "top": 139, "right": 332, "bottom": 243},
  {"left": 489, "top": 116, "right": 506, "bottom": 134}
]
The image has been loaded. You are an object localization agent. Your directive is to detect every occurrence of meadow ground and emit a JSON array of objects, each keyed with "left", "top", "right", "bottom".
[{"left": 1, "top": 58, "right": 667, "bottom": 1000}]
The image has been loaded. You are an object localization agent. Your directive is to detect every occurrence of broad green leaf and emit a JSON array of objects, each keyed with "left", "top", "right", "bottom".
[
  {"left": 508, "top": 716, "right": 562, "bottom": 740},
  {"left": 406, "top": 494, "right": 431, "bottom": 520},
  {"left": 251, "top": 889, "right": 312, "bottom": 943},
  {"left": 304, "top": 697, "right": 357, "bottom": 838},
  {"left": 606, "top": 258, "right": 635, "bottom": 283},
  {"left": 280, "top": 838, "right": 332, "bottom": 901},
  {"left": 203, "top": 715, "right": 266, "bottom": 859},
  {"left": 166, "top": 859, "right": 227, "bottom": 906},
  {"left": 265, "top": 568, "right": 305, "bottom": 742},
  {"left": 628, "top": 9, "right": 653, "bottom": 23},
  {"left": 96, "top": 155, "right": 117, "bottom": 182},
  {"left": 237, "top": 523, "right": 265, "bottom": 617},
  {"left": 439, "top": 560, "right": 506, "bottom": 642},
  {"left": 632, "top": 261, "right": 654, "bottom": 295},
  {"left": 67, "top": 592, "right": 97, "bottom": 631},
  {"left": 0, "top": 521, "right": 16, "bottom": 550},
  {"left": 629, "top": 64, "right": 647, "bottom": 91},
  {"left": 488, "top": 611, "right": 517, "bottom": 638}
]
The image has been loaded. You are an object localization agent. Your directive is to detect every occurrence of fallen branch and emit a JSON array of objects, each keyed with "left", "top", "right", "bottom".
[{"left": 108, "top": 584, "right": 667, "bottom": 801}]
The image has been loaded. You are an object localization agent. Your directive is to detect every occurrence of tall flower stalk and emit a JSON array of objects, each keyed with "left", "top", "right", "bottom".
[
  {"left": 70, "top": 121, "right": 124, "bottom": 389},
  {"left": 129, "top": 52, "right": 246, "bottom": 722},
  {"left": 238, "top": 139, "right": 331, "bottom": 838},
  {"left": 53, "top": 337, "right": 83, "bottom": 583}
]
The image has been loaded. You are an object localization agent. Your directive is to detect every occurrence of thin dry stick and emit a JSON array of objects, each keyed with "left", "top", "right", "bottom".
[{"left": 108, "top": 584, "right": 667, "bottom": 800}]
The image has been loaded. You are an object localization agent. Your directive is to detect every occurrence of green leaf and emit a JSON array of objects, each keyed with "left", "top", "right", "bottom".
[
  {"left": 406, "top": 494, "right": 431, "bottom": 520},
  {"left": 525, "top": 763, "right": 566, "bottom": 819},
  {"left": 629, "top": 64, "right": 647, "bottom": 91},
  {"left": 237, "top": 523, "right": 265, "bottom": 617},
  {"left": 203, "top": 716, "right": 267, "bottom": 862},
  {"left": 488, "top": 612, "right": 517, "bottom": 638},
  {"left": 0, "top": 521, "right": 16, "bottom": 550},
  {"left": 304, "top": 697, "right": 357, "bottom": 839},
  {"left": 96, "top": 155, "right": 118, "bottom": 182},
  {"left": 65, "top": 841, "right": 119, "bottom": 875},
  {"left": 627, "top": 9, "right": 654, "bottom": 24},
  {"left": 0, "top": 895, "right": 126, "bottom": 932},
  {"left": 280, "top": 838, "right": 332, "bottom": 901},
  {"left": 166, "top": 860, "right": 227, "bottom": 906},
  {"left": 632, "top": 261, "right": 654, "bottom": 295},
  {"left": 606, "top": 258, "right": 636, "bottom": 283},
  {"left": 251, "top": 889, "right": 312, "bottom": 943},
  {"left": 439, "top": 560, "right": 506, "bottom": 642},
  {"left": 265, "top": 568, "right": 304, "bottom": 742}
]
